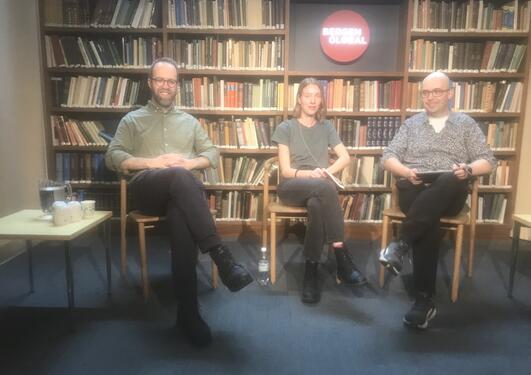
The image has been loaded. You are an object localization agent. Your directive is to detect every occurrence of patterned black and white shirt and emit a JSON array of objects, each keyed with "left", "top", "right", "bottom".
[{"left": 382, "top": 111, "right": 496, "bottom": 172}]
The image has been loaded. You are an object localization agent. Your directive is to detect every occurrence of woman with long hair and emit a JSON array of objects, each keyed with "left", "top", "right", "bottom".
[{"left": 271, "top": 78, "right": 367, "bottom": 304}]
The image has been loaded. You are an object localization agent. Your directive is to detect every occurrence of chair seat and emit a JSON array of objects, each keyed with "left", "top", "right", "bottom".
[
  {"left": 129, "top": 211, "right": 165, "bottom": 223},
  {"left": 383, "top": 207, "right": 469, "bottom": 225},
  {"left": 268, "top": 201, "right": 307, "bottom": 215},
  {"left": 129, "top": 209, "right": 217, "bottom": 223}
]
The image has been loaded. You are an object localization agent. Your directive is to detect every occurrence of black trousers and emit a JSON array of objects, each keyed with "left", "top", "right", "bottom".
[
  {"left": 277, "top": 178, "right": 344, "bottom": 261},
  {"left": 397, "top": 172, "right": 469, "bottom": 296},
  {"left": 129, "top": 167, "right": 221, "bottom": 302}
]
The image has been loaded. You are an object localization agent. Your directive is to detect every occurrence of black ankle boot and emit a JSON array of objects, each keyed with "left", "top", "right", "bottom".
[
  {"left": 334, "top": 247, "right": 367, "bottom": 286},
  {"left": 209, "top": 244, "right": 253, "bottom": 292},
  {"left": 301, "top": 260, "right": 320, "bottom": 304},
  {"left": 176, "top": 301, "right": 212, "bottom": 347}
]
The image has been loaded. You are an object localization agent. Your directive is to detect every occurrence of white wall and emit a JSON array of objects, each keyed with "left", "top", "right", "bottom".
[
  {"left": 514, "top": 62, "right": 531, "bottom": 240},
  {"left": 0, "top": 0, "right": 47, "bottom": 217}
]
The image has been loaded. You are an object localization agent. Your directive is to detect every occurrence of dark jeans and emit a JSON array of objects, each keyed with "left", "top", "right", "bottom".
[
  {"left": 277, "top": 178, "right": 344, "bottom": 261},
  {"left": 129, "top": 167, "right": 221, "bottom": 302},
  {"left": 397, "top": 172, "right": 469, "bottom": 296}
]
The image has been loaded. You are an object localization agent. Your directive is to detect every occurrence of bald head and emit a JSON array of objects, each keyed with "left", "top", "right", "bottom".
[
  {"left": 421, "top": 71, "right": 453, "bottom": 117},
  {"left": 423, "top": 71, "right": 451, "bottom": 90}
]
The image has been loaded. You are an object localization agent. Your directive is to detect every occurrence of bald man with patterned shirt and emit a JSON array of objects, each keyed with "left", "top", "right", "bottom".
[{"left": 379, "top": 72, "right": 496, "bottom": 329}]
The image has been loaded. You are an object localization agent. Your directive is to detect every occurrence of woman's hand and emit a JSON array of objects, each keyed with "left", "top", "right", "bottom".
[{"left": 307, "top": 168, "right": 326, "bottom": 179}]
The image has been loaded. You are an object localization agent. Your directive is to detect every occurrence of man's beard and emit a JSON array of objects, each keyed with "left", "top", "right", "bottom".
[{"left": 152, "top": 90, "right": 176, "bottom": 108}]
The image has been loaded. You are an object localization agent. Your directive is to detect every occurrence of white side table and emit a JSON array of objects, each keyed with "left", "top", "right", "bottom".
[{"left": 0, "top": 209, "right": 112, "bottom": 309}]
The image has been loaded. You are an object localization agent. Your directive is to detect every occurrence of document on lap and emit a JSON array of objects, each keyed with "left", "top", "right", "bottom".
[{"left": 324, "top": 169, "right": 345, "bottom": 190}]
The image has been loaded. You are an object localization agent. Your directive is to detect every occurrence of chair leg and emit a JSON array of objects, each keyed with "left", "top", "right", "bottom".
[
  {"left": 137, "top": 223, "right": 149, "bottom": 301},
  {"left": 451, "top": 224, "right": 464, "bottom": 303},
  {"left": 379, "top": 215, "right": 390, "bottom": 288},
  {"left": 467, "top": 223, "right": 477, "bottom": 277},
  {"left": 120, "top": 216, "right": 127, "bottom": 276},
  {"left": 211, "top": 263, "right": 218, "bottom": 289},
  {"left": 270, "top": 212, "right": 277, "bottom": 285}
]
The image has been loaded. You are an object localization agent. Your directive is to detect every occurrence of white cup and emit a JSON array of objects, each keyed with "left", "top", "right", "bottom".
[
  {"left": 68, "top": 201, "right": 83, "bottom": 222},
  {"left": 52, "top": 201, "right": 70, "bottom": 226},
  {"left": 81, "top": 200, "right": 96, "bottom": 219}
]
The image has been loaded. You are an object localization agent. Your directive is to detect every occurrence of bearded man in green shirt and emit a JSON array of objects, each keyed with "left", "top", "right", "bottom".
[{"left": 106, "top": 57, "right": 253, "bottom": 348}]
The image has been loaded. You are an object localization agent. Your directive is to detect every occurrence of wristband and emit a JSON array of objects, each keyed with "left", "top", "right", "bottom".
[
  {"left": 466, "top": 165, "right": 473, "bottom": 176},
  {"left": 294, "top": 169, "right": 299, "bottom": 178}
]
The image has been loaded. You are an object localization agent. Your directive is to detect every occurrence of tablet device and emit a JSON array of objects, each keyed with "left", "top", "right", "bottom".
[{"left": 416, "top": 170, "right": 453, "bottom": 183}]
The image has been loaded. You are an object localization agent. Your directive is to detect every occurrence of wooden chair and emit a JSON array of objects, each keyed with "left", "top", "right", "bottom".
[
  {"left": 261, "top": 156, "right": 308, "bottom": 284},
  {"left": 379, "top": 177, "right": 479, "bottom": 302},
  {"left": 120, "top": 177, "right": 217, "bottom": 300}
]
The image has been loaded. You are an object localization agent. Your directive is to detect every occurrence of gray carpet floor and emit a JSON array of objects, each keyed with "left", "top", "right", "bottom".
[{"left": 1, "top": 231, "right": 531, "bottom": 375}]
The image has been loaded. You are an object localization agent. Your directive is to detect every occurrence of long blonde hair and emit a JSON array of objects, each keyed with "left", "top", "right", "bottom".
[{"left": 292, "top": 78, "right": 327, "bottom": 122}]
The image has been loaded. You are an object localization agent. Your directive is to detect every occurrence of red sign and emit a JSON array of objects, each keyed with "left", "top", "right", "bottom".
[{"left": 320, "top": 10, "right": 370, "bottom": 63}]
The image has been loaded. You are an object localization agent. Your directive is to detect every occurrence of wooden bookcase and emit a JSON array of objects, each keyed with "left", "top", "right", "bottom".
[{"left": 38, "top": 0, "right": 530, "bottom": 239}]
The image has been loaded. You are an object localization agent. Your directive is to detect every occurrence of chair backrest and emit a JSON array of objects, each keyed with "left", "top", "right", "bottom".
[{"left": 262, "top": 156, "right": 279, "bottom": 246}]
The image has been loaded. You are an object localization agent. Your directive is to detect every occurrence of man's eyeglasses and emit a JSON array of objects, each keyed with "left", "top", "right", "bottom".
[
  {"left": 421, "top": 89, "right": 450, "bottom": 98},
  {"left": 150, "top": 77, "right": 178, "bottom": 88}
]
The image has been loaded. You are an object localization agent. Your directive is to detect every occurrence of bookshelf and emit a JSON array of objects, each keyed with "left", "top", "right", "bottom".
[{"left": 38, "top": 0, "right": 530, "bottom": 238}]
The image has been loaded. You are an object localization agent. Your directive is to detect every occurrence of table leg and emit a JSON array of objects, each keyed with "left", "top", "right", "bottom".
[
  {"left": 508, "top": 222, "right": 521, "bottom": 298},
  {"left": 64, "top": 241, "right": 75, "bottom": 309},
  {"left": 103, "top": 220, "right": 112, "bottom": 295},
  {"left": 26, "top": 240, "right": 34, "bottom": 293}
]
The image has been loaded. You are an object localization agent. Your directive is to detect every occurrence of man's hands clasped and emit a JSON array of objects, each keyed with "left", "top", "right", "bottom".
[{"left": 148, "top": 153, "right": 197, "bottom": 170}]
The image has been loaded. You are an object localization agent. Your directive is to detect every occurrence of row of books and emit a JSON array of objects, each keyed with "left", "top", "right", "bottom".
[
  {"left": 202, "top": 156, "right": 266, "bottom": 185},
  {"left": 333, "top": 117, "right": 401, "bottom": 149},
  {"left": 409, "top": 40, "right": 527, "bottom": 72},
  {"left": 45, "top": 0, "right": 162, "bottom": 28},
  {"left": 288, "top": 80, "right": 402, "bottom": 112},
  {"left": 208, "top": 190, "right": 263, "bottom": 220},
  {"left": 168, "top": 0, "right": 285, "bottom": 29},
  {"left": 199, "top": 117, "right": 279, "bottom": 149},
  {"left": 45, "top": 35, "right": 163, "bottom": 68},
  {"left": 406, "top": 81, "right": 523, "bottom": 112},
  {"left": 412, "top": 0, "right": 531, "bottom": 31},
  {"left": 168, "top": 36, "right": 284, "bottom": 70},
  {"left": 477, "top": 193, "right": 507, "bottom": 223},
  {"left": 206, "top": 191, "right": 392, "bottom": 222},
  {"left": 478, "top": 120, "right": 517, "bottom": 150},
  {"left": 55, "top": 152, "right": 116, "bottom": 184},
  {"left": 177, "top": 77, "right": 282, "bottom": 109},
  {"left": 51, "top": 116, "right": 109, "bottom": 147},
  {"left": 201, "top": 155, "right": 392, "bottom": 188},
  {"left": 52, "top": 75, "right": 148, "bottom": 107},
  {"left": 339, "top": 157, "right": 391, "bottom": 187},
  {"left": 340, "top": 193, "right": 390, "bottom": 222},
  {"left": 479, "top": 160, "right": 511, "bottom": 186}
]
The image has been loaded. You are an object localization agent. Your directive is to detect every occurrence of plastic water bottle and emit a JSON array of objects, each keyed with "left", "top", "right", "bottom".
[{"left": 257, "top": 246, "right": 270, "bottom": 286}]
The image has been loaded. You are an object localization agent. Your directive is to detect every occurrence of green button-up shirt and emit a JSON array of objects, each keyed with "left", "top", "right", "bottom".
[{"left": 105, "top": 101, "right": 219, "bottom": 175}]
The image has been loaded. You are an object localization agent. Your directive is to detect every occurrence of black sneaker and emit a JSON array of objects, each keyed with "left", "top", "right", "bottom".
[
  {"left": 209, "top": 245, "right": 253, "bottom": 292},
  {"left": 403, "top": 294, "right": 437, "bottom": 329},
  {"left": 379, "top": 240, "right": 410, "bottom": 276},
  {"left": 334, "top": 247, "right": 367, "bottom": 286},
  {"left": 301, "top": 260, "right": 320, "bottom": 304},
  {"left": 177, "top": 302, "right": 212, "bottom": 347}
]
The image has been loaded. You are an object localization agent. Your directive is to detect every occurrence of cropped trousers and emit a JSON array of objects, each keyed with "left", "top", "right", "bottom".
[
  {"left": 129, "top": 167, "right": 221, "bottom": 302},
  {"left": 397, "top": 172, "right": 469, "bottom": 296},
  {"left": 277, "top": 178, "right": 344, "bottom": 261}
]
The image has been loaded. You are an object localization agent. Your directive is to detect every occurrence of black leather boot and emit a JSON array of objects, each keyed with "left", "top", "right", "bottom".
[
  {"left": 176, "top": 301, "right": 212, "bottom": 348},
  {"left": 334, "top": 247, "right": 367, "bottom": 286},
  {"left": 209, "top": 244, "right": 253, "bottom": 292},
  {"left": 301, "top": 260, "right": 320, "bottom": 304}
]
